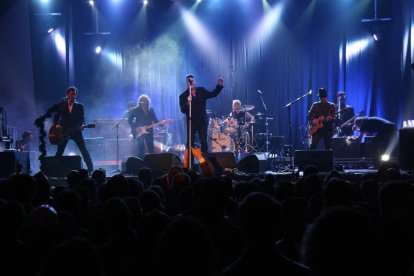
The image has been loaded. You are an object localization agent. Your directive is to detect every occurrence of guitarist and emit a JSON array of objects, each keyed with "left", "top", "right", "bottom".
[
  {"left": 307, "top": 88, "right": 336, "bottom": 150},
  {"left": 128, "top": 94, "right": 160, "bottom": 159},
  {"left": 54, "top": 86, "right": 94, "bottom": 173},
  {"left": 334, "top": 91, "right": 355, "bottom": 137}
]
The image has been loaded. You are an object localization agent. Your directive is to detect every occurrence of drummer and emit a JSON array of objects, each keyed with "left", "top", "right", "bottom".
[{"left": 226, "top": 99, "right": 255, "bottom": 126}]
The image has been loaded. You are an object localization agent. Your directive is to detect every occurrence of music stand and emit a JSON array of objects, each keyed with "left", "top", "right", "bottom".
[{"left": 111, "top": 118, "right": 125, "bottom": 174}]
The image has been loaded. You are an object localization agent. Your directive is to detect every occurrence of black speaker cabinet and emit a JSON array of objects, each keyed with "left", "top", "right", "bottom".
[
  {"left": 237, "top": 152, "right": 268, "bottom": 173},
  {"left": 207, "top": 152, "right": 236, "bottom": 169},
  {"left": 399, "top": 128, "right": 414, "bottom": 169},
  {"left": 41, "top": 156, "right": 82, "bottom": 177},
  {"left": 294, "top": 150, "right": 334, "bottom": 172},
  {"left": 124, "top": 156, "right": 144, "bottom": 175},
  {"left": 0, "top": 151, "right": 30, "bottom": 177},
  {"left": 332, "top": 137, "right": 360, "bottom": 158},
  {"left": 143, "top": 153, "right": 182, "bottom": 175}
]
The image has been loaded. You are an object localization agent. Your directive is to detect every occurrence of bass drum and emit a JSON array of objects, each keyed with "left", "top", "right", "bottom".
[{"left": 210, "top": 133, "right": 235, "bottom": 153}]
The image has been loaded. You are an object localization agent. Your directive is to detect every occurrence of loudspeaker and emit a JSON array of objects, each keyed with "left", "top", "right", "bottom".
[
  {"left": 237, "top": 152, "right": 268, "bottom": 173},
  {"left": 206, "top": 152, "right": 236, "bottom": 175},
  {"left": 124, "top": 156, "right": 144, "bottom": 175},
  {"left": 0, "top": 151, "right": 30, "bottom": 177},
  {"left": 399, "top": 128, "right": 414, "bottom": 169},
  {"left": 294, "top": 150, "right": 334, "bottom": 172},
  {"left": 41, "top": 156, "right": 82, "bottom": 177},
  {"left": 143, "top": 153, "right": 182, "bottom": 175}
]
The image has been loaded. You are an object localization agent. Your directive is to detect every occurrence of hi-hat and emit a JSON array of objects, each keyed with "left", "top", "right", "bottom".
[{"left": 240, "top": 105, "right": 255, "bottom": 111}]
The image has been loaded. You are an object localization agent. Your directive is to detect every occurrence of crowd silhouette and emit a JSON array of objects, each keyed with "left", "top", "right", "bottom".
[{"left": 0, "top": 162, "right": 413, "bottom": 276}]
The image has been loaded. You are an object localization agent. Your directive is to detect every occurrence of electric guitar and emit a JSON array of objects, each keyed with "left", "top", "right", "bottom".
[
  {"left": 307, "top": 108, "right": 349, "bottom": 136},
  {"left": 135, "top": 119, "right": 173, "bottom": 138},
  {"left": 337, "top": 110, "right": 363, "bottom": 133},
  {"left": 48, "top": 123, "right": 96, "bottom": 145}
]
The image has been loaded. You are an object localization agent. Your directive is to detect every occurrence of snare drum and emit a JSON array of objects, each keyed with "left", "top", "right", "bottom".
[{"left": 210, "top": 133, "right": 235, "bottom": 152}]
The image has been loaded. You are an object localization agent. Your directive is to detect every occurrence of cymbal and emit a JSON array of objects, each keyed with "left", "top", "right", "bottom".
[{"left": 240, "top": 105, "right": 255, "bottom": 111}]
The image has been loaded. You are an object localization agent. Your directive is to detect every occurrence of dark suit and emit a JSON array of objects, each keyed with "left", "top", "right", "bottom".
[
  {"left": 179, "top": 85, "right": 223, "bottom": 152},
  {"left": 53, "top": 100, "right": 93, "bottom": 171}
]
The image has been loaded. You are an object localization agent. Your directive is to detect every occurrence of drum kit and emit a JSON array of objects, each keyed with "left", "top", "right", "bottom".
[{"left": 207, "top": 105, "right": 263, "bottom": 154}]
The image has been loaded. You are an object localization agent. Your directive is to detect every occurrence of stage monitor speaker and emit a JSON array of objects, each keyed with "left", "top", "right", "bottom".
[
  {"left": 399, "top": 128, "right": 414, "bottom": 169},
  {"left": 237, "top": 152, "right": 268, "bottom": 174},
  {"left": 0, "top": 151, "right": 30, "bottom": 177},
  {"left": 294, "top": 150, "right": 334, "bottom": 172},
  {"left": 41, "top": 156, "right": 82, "bottom": 177},
  {"left": 143, "top": 153, "right": 182, "bottom": 175},
  {"left": 206, "top": 152, "right": 236, "bottom": 175},
  {"left": 125, "top": 156, "right": 144, "bottom": 175}
]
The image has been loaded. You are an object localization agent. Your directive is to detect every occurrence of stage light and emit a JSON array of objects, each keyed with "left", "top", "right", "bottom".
[
  {"left": 89, "top": 0, "right": 94, "bottom": 6},
  {"left": 40, "top": 0, "right": 49, "bottom": 3},
  {"left": 181, "top": 8, "right": 217, "bottom": 58},
  {"left": 47, "top": 28, "right": 54, "bottom": 34},
  {"left": 380, "top": 154, "right": 390, "bottom": 162},
  {"left": 143, "top": 0, "right": 149, "bottom": 5},
  {"left": 402, "top": 120, "right": 414, "bottom": 128},
  {"left": 53, "top": 31, "right": 66, "bottom": 61},
  {"left": 345, "top": 38, "right": 370, "bottom": 60},
  {"left": 95, "top": 46, "right": 102, "bottom": 54},
  {"left": 249, "top": 3, "right": 283, "bottom": 43},
  {"left": 196, "top": 0, "right": 202, "bottom": 3}
]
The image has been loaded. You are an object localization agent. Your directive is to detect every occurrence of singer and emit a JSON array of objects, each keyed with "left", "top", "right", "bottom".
[{"left": 179, "top": 74, "right": 223, "bottom": 162}]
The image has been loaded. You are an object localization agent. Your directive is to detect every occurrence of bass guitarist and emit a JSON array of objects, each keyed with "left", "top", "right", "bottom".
[
  {"left": 53, "top": 86, "right": 94, "bottom": 173},
  {"left": 334, "top": 91, "right": 355, "bottom": 137},
  {"left": 128, "top": 94, "right": 162, "bottom": 159},
  {"left": 307, "top": 88, "right": 336, "bottom": 150}
]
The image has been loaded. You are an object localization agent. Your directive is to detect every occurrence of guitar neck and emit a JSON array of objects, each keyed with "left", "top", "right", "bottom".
[
  {"left": 341, "top": 112, "right": 362, "bottom": 127},
  {"left": 145, "top": 121, "right": 164, "bottom": 130}
]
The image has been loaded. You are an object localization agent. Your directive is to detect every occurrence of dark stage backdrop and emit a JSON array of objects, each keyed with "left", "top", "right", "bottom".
[{"left": 1, "top": 0, "right": 413, "bottom": 152}]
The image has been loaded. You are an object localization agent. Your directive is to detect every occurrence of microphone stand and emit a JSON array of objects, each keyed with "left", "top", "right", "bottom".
[
  {"left": 187, "top": 86, "right": 193, "bottom": 170},
  {"left": 283, "top": 90, "right": 312, "bottom": 168},
  {"left": 111, "top": 117, "right": 125, "bottom": 174},
  {"left": 258, "top": 90, "right": 269, "bottom": 155}
]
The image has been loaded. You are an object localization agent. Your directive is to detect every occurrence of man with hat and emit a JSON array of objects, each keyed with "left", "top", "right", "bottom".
[
  {"left": 307, "top": 88, "right": 336, "bottom": 149},
  {"left": 334, "top": 91, "right": 355, "bottom": 137}
]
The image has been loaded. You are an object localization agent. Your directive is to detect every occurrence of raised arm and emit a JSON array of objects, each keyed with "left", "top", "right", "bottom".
[{"left": 205, "top": 76, "right": 224, "bottom": 99}]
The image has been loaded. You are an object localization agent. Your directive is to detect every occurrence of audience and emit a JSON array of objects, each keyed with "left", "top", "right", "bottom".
[{"left": 0, "top": 159, "right": 412, "bottom": 276}]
